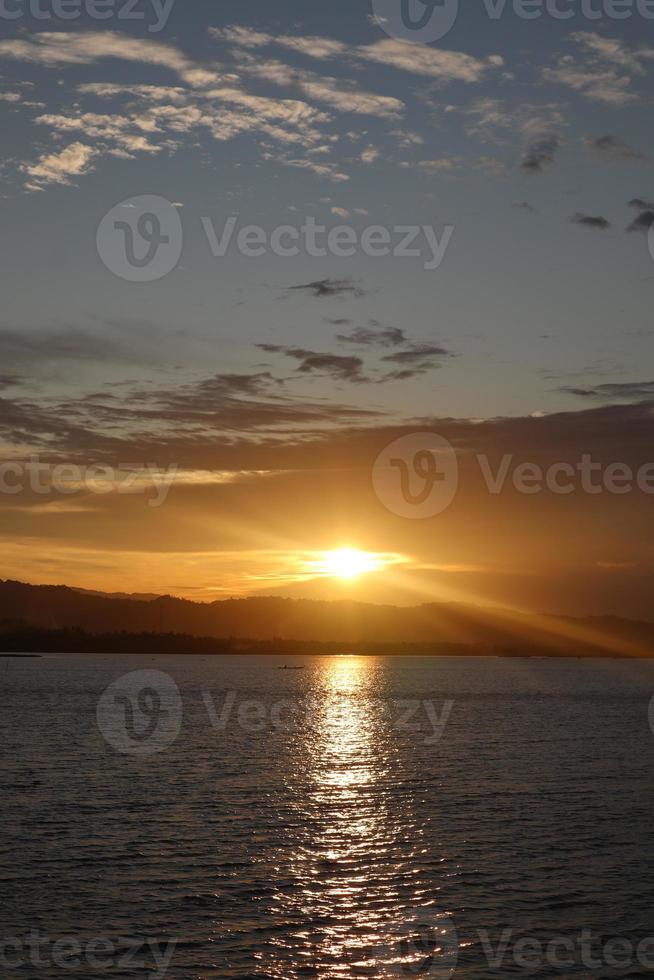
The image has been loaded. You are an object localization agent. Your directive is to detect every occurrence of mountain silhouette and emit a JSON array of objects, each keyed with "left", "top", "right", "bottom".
[{"left": 1, "top": 578, "right": 653, "bottom": 656}]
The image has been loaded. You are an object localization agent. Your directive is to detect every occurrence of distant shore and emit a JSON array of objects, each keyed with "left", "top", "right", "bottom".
[{"left": 0, "top": 628, "right": 651, "bottom": 659}]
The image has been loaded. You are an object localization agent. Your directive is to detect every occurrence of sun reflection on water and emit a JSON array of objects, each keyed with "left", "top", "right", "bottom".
[{"left": 260, "top": 656, "right": 444, "bottom": 978}]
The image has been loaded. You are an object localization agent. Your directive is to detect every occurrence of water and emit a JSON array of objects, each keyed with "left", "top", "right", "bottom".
[{"left": 2, "top": 654, "right": 654, "bottom": 978}]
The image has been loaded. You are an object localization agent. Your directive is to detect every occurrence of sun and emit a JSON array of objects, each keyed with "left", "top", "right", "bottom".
[{"left": 318, "top": 548, "right": 382, "bottom": 580}]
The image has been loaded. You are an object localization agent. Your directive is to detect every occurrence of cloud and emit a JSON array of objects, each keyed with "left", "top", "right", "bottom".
[
  {"left": 21, "top": 142, "right": 96, "bottom": 188},
  {"left": 0, "top": 369, "right": 387, "bottom": 466},
  {"left": 354, "top": 39, "right": 502, "bottom": 82},
  {"left": 0, "top": 31, "right": 196, "bottom": 78},
  {"left": 211, "top": 25, "right": 503, "bottom": 83},
  {"left": 337, "top": 324, "right": 406, "bottom": 347},
  {"left": 210, "top": 26, "right": 347, "bottom": 61},
  {"left": 360, "top": 146, "right": 380, "bottom": 165},
  {"left": 257, "top": 344, "right": 367, "bottom": 383},
  {"left": 543, "top": 33, "right": 654, "bottom": 105},
  {"left": 287, "top": 278, "right": 364, "bottom": 298},
  {"left": 626, "top": 209, "right": 654, "bottom": 232},
  {"left": 274, "top": 157, "right": 349, "bottom": 182},
  {"left": 585, "top": 135, "right": 646, "bottom": 161},
  {"left": 380, "top": 343, "right": 452, "bottom": 380},
  {"left": 243, "top": 58, "right": 404, "bottom": 119},
  {"left": 256, "top": 336, "right": 450, "bottom": 385},
  {"left": 570, "top": 213, "right": 611, "bottom": 230},
  {"left": 562, "top": 381, "right": 654, "bottom": 401},
  {"left": 521, "top": 135, "right": 560, "bottom": 173},
  {"left": 2, "top": 31, "right": 374, "bottom": 189},
  {"left": 626, "top": 197, "right": 654, "bottom": 232},
  {"left": 571, "top": 32, "right": 653, "bottom": 72},
  {"left": 382, "top": 344, "right": 450, "bottom": 363},
  {"left": 514, "top": 202, "right": 537, "bottom": 213},
  {"left": 413, "top": 158, "right": 460, "bottom": 174}
]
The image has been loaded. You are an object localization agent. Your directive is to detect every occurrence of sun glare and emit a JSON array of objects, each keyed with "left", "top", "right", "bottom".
[{"left": 318, "top": 548, "right": 383, "bottom": 580}]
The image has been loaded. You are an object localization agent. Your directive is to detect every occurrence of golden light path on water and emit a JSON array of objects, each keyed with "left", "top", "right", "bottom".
[{"left": 260, "top": 657, "right": 459, "bottom": 979}]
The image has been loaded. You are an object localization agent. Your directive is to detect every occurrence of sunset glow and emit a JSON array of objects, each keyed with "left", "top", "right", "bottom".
[{"left": 312, "top": 548, "right": 386, "bottom": 580}]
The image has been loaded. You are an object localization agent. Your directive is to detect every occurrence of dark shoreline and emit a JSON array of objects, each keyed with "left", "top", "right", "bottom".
[{"left": 0, "top": 628, "right": 651, "bottom": 659}]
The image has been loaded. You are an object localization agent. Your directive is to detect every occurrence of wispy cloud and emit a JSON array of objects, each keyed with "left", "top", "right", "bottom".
[
  {"left": 585, "top": 134, "right": 646, "bottom": 161},
  {"left": 544, "top": 32, "right": 654, "bottom": 105},
  {"left": 21, "top": 141, "right": 96, "bottom": 189},
  {"left": 287, "top": 278, "right": 364, "bottom": 299},
  {"left": 211, "top": 25, "right": 503, "bottom": 83},
  {"left": 521, "top": 135, "right": 560, "bottom": 174},
  {"left": 257, "top": 344, "right": 368, "bottom": 383},
  {"left": 570, "top": 213, "right": 611, "bottom": 230}
]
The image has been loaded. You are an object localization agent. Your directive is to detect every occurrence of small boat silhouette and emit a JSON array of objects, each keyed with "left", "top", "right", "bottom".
[{"left": 278, "top": 664, "right": 306, "bottom": 670}]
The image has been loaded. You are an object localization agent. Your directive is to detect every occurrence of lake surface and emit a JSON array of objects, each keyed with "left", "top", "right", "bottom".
[{"left": 2, "top": 654, "right": 654, "bottom": 978}]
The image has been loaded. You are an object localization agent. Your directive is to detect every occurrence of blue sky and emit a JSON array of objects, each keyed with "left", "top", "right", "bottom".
[{"left": 1, "top": 1, "right": 654, "bottom": 611}]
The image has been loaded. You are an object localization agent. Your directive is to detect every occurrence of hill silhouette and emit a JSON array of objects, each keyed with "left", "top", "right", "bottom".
[{"left": 1, "top": 578, "right": 653, "bottom": 657}]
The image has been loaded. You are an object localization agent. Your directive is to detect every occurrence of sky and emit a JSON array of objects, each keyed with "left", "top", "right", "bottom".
[{"left": 1, "top": 0, "right": 654, "bottom": 616}]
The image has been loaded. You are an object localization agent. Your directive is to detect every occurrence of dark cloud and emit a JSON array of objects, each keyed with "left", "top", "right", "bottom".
[
  {"left": 585, "top": 135, "right": 646, "bottom": 161},
  {"left": 381, "top": 344, "right": 450, "bottom": 364},
  {"left": 626, "top": 210, "right": 654, "bottom": 232},
  {"left": 258, "top": 344, "right": 368, "bottom": 383},
  {"left": 287, "top": 278, "right": 364, "bottom": 299},
  {"left": 521, "top": 135, "right": 560, "bottom": 174},
  {"left": 0, "top": 370, "right": 383, "bottom": 466},
  {"left": 562, "top": 381, "right": 654, "bottom": 401},
  {"left": 0, "top": 375, "right": 23, "bottom": 390},
  {"left": 324, "top": 318, "right": 352, "bottom": 326},
  {"left": 380, "top": 343, "right": 452, "bottom": 381},
  {"left": 570, "top": 213, "right": 610, "bottom": 230},
  {"left": 513, "top": 202, "right": 537, "bottom": 213},
  {"left": 628, "top": 198, "right": 654, "bottom": 211},
  {"left": 337, "top": 324, "right": 407, "bottom": 348}
]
